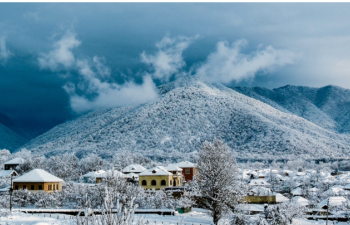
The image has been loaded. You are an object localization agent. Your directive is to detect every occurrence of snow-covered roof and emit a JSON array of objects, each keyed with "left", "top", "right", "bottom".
[
  {"left": 322, "top": 187, "right": 349, "bottom": 196},
  {"left": 309, "top": 187, "right": 320, "bottom": 192},
  {"left": 249, "top": 186, "right": 271, "bottom": 196},
  {"left": 275, "top": 193, "right": 289, "bottom": 203},
  {"left": 344, "top": 183, "right": 350, "bottom": 190},
  {"left": 83, "top": 170, "right": 106, "bottom": 178},
  {"left": 125, "top": 172, "right": 139, "bottom": 179},
  {"left": 249, "top": 179, "right": 270, "bottom": 186},
  {"left": 292, "top": 196, "right": 309, "bottom": 206},
  {"left": 13, "top": 169, "right": 63, "bottom": 182},
  {"left": 318, "top": 197, "right": 349, "bottom": 209},
  {"left": 4, "top": 157, "right": 24, "bottom": 165},
  {"left": 174, "top": 161, "right": 196, "bottom": 168},
  {"left": 0, "top": 170, "right": 17, "bottom": 177},
  {"left": 122, "top": 164, "right": 146, "bottom": 173},
  {"left": 291, "top": 187, "right": 303, "bottom": 196},
  {"left": 0, "top": 186, "right": 10, "bottom": 192},
  {"left": 139, "top": 166, "right": 172, "bottom": 176},
  {"left": 164, "top": 164, "right": 182, "bottom": 171}
]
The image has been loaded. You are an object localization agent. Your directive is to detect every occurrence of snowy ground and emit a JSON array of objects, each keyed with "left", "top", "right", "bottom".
[
  {"left": 1, "top": 210, "right": 349, "bottom": 225},
  {"left": 0, "top": 208, "right": 214, "bottom": 225},
  {"left": 293, "top": 218, "right": 349, "bottom": 224}
]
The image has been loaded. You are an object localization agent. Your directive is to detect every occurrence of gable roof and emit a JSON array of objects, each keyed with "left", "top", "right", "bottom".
[
  {"left": 318, "top": 197, "right": 348, "bottom": 209},
  {"left": 0, "top": 170, "right": 17, "bottom": 177},
  {"left": 4, "top": 158, "right": 24, "bottom": 165},
  {"left": 13, "top": 169, "right": 63, "bottom": 182},
  {"left": 291, "top": 187, "right": 303, "bottom": 196}
]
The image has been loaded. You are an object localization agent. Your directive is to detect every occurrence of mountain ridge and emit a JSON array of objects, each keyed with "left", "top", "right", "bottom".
[{"left": 20, "top": 77, "right": 350, "bottom": 160}]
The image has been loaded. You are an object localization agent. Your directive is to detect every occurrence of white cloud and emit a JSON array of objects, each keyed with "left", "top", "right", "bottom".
[
  {"left": 0, "top": 37, "right": 13, "bottom": 63},
  {"left": 38, "top": 31, "right": 81, "bottom": 71},
  {"left": 40, "top": 31, "right": 159, "bottom": 114},
  {"left": 196, "top": 39, "right": 297, "bottom": 84},
  {"left": 66, "top": 55, "right": 159, "bottom": 114},
  {"left": 67, "top": 75, "right": 158, "bottom": 114},
  {"left": 141, "top": 35, "right": 198, "bottom": 82}
]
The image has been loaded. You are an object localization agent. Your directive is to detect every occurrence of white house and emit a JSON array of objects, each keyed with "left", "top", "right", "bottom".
[
  {"left": 13, "top": 169, "right": 63, "bottom": 193},
  {"left": 122, "top": 164, "right": 147, "bottom": 174}
]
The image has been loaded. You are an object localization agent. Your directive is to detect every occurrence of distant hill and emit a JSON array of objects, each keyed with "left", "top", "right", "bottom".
[
  {"left": 21, "top": 77, "right": 350, "bottom": 160},
  {"left": 0, "top": 121, "right": 27, "bottom": 151},
  {"left": 233, "top": 85, "right": 350, "bottom": 133}
]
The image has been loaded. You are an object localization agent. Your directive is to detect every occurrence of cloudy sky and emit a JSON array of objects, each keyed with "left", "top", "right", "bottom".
[{"left": 1, "top": 3, "right": 350, "bottom": 133}]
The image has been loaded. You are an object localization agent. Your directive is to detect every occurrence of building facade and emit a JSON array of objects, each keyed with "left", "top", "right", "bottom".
[
  {"left": 13, "top": 169, "right": 63, "bottom": 193},
  {"left": 139, "top": 166, "right": 183, "bottom": 190},
  {"left": 175, "top": 161, "right": 196, "bottom": 182}
]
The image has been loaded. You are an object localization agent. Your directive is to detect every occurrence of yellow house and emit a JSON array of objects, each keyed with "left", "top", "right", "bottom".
[
  {"left": 139, "top": 166, "right": 183, "bottom": 190},
  {"left": 13, "top": 169, "right": 63, "bottom": 193},
  {"left": 164, "top": 164, "right": 183, "bottom": 187}
]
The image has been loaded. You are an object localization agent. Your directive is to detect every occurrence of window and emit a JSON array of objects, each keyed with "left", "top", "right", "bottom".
[
  {"left": 31, "top": 185, "right": 34, "bottom": 190},
  {"left": 161, "top": 180, "right": 166, "bottom": 186},
  {"left": 151, "top": 180, "right": 156, "bottom": 186},
  {"left": 142, "top": 180, "right": 147, "bottom": 186},
  {"left": 56, "top": 184, "right": 58, "bottom": 190},
  {"left": 48, "top": 185, "right": 52, "bottom": 190},
  {"left": 23, "top": 185, "right": 26, "bottom": 190},
  {"left": 170, "top": 180, "right": 172, "bottom": 185},
  {"left": 173, "top": 180, "right": 176, "bottom": 186},
  {"left": 53, "top": 184, "right": 55, "bottom": 190},
  {"left": 173, "top": 171, "right": 176, "bottom": 175},
  {"left": 38, "top": 185, "right": 42, "bottom": 190},
  {"left": 185, "top": 169, "right": 190, "bottom": 174},
  {"left": 15, "top": 185, "right": 18, "bottom": 190}
]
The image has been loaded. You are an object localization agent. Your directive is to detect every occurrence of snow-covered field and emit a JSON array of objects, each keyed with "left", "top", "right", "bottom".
[
  {"left": 2, "top": 211, "right": 350, "bottom": 225},
  {"left": 0, "top": 208, "right": 214, "bottom": 225}
]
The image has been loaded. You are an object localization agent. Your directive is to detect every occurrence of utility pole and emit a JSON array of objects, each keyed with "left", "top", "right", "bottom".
[
  {"left": 9, "top": 173, "right": 13, "bottom": 213},
  {"left": 326, "top": 198, "right": 329, "bottom": 225}
]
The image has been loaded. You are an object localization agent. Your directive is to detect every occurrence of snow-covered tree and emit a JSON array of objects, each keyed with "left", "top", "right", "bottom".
[
  {"left": 193, "top": 139, "right": 247, "bottom": 225},
  {"left": 262, "top": 202, "right": 304, "bottom": 225}
]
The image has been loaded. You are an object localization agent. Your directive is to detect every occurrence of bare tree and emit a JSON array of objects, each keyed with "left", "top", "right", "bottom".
[{"left": 193, "top": 139, "right": 247, "bottom": 225}]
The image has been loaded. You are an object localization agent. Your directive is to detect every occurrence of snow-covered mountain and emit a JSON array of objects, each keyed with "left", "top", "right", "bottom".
[
  {"left": 21, "top": 78, "right": 350, "bottom": 160},
  {"left": 233, "top": 85, "right": 350, "bottom": 133},
  {"left": 0, "top": 121, "right": 28, "bottom": 151},
  {"left": 0, "top": 112, "right": 38, "bottom": 140}
]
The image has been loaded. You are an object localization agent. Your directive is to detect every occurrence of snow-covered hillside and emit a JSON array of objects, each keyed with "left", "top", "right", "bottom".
[
  {"left": 0, "top": 112, "right": 36, "bottom": 140},
  {"left": 234, "top": 85, "right": 350, "bottom": 133},
  {"left": 0, "top": 122, "right": 27, "bottom": 151},
  {"left": 22, "top": 78, "right": 350, "bottom": 160}
]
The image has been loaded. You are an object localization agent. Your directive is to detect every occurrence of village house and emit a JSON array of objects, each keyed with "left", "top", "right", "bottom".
[
  {"left": 83, "top": 170, "right": 128, "bottom": 183},
  {"left": 13, "top": 169, "right": 63, "bottom": 193},
  {"left": 122, "top": 164, "right": 147, "bottom": 174},
  {"left": 139, "top": 166, "right": 182, "bottom": 190},
  {"left": 82, "top": 170, "right": 106, "bottom": 183},
  {"left": 164, "top": 164, "right": 183, "bottom": 187},
  {"left": 249, "top": 179, "right": 271, "bottom": 187},
  {"left": 174, "top": 161, "right": 196, "bottom": 182},
  {"left": 4, "top": 158, "right": 24, "bottom": 170},
  {"left": 0, "top": 170, "right": 18, "bottom": 178}
]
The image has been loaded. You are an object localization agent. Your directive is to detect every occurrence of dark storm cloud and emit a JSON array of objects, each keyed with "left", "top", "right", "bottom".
[{"left": 1, "top": 3, "right": 350, "bottom": 132}]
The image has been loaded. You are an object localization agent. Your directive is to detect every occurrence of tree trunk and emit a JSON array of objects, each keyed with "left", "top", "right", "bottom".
[{"left": 213, "top": 211, "right": 219, "bottom": 225}]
